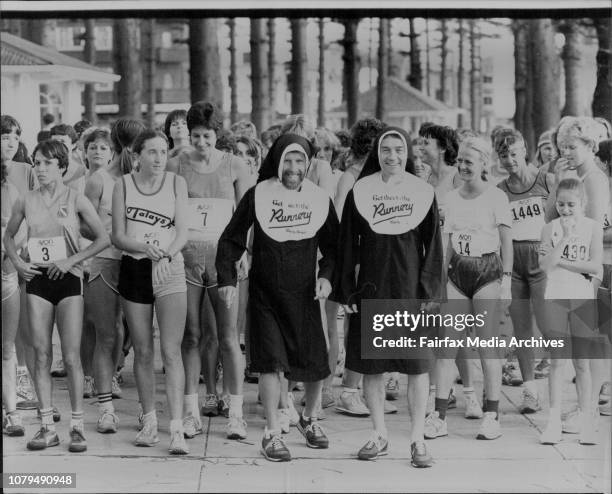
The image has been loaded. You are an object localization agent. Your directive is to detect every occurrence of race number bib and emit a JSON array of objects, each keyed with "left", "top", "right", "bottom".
[
  {"left": 451, "top": 231, "right": 485, "bottom": 257},
  {"left": 137, "top": 230, "right": 173, "bottom": 251},
  {"left": 255, "top": 179, "right": 328, "bottom": 242},
  {"left": 353, "top": 173, "right": 434, "bottom": 235},
  {"left": 27, "top": 236, "right": 67, "bottom": 263},
  {"left": 509, "top": 196, "right": 545, "bottom": 240},
  {"left": 561, "top": 235, "right": 589, "bottom": 262},
  {"left": 188, "top": 198, "right": 234, "bottom": 238}
]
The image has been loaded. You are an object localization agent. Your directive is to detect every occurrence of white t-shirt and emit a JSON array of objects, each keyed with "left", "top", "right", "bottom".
[{"left": 444, "top": 186, "right": 511, "bottom": 257}]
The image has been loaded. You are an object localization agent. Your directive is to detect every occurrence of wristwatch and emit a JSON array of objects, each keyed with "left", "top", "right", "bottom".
[{"left": 162, "top": 253, "right": 172, "bottom": 263}]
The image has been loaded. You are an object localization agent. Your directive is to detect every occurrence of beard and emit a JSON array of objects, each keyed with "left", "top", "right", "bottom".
[{"left": 281, "top": 170, "right": 304, "bottom": 190}]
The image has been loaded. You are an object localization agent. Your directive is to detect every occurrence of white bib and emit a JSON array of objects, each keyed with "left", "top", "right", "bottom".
[
  {"left": 27, "top": 236, "right": 67, "bottom": 263},
  {"left": 451, "top": 230, "right": 485, "bottom": 257},
  {"left": 188, "top": 198, "right": 234, "bottom": 238},
  {"left": 136, "top": 229, "right": 174, "bottom": 251},
  {"left": 509, "top": 196, "right": 546, "bottom": 241},
  {"left": 255, "top": 179, "right": 329, "bottom": 242},
  {"left": 353, "top": 172, "right": 434, "bottom": 235}
]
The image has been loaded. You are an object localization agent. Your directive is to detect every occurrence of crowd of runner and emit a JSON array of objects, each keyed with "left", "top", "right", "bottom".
[{"left": 1, "top": 104, "right": 611, "bottom": 467}]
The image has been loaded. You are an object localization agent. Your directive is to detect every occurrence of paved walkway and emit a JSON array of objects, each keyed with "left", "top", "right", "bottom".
[{"left": 3, "top": 336, "right": 611, "bottom": 493}]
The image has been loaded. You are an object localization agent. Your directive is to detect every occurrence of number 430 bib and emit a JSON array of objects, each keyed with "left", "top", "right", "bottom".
[{"left": 27, "top": 236, "right": 67, "bottom": 263}]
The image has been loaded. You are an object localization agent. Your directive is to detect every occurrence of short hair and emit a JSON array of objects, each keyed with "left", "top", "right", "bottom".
[
  {"left": 350, "top": 118, "right": 386, "bottom": 159},
  {"left": 42, "top": 113, "right": 55, "bottom": 126},
  {"left": 596, "top": 139, "right": 612, "bottom": 167},
  {"left": 335, "top": 129, "right": 351, "bottom": 149},
  {"left": 37, "top": 130, "right": 51, "bottom": 142},
  {"left": 557, "top": 116, "right": 600, "bottom": 152},
  {"left": 132, "top": 129, "right": 168, "bottom": 155},
  {"left": 314, "top": 127, "right": 341, "bottom": 151},
  {"left": 1, "top": 115, "right": 21, "bottom": 136},
  {"left": 230, "top": 120, "right": 257, "bottom": 139},
  {"left": 493, "top": 128, "right": 526, "bottom": 155},
  {"left": 83, "top": 128, "right": 112, "bottom": 152},
  {"left": 186, "top": 101, "right": 223, "bottom": 133},
  {"left": 50, "top": 124, "right": 78, "bottom": 144},
  {"left": 556, "top": 177, "right": 585, "bottom": 200},
  {"left": 456, "top": 128, "right": 479, "bottom": 143},
  {"left": 215, "top": 129, "right": 237, "bottom": 153},
  {"left": 32, "top": 139, "right": 70, "bottom": 175},
  {"left": 419, "top": 123, "right": 459, "bottom": 166},
  {"left": 74, "top": 120, "right": 93, "bottom": 138},
  {"left": 235, "top": 135, "right": 261, "bottom": 162},
  {"left": 14, "top": 141, "right": 32, "bottom": 165},
  {"left": 280, "top": 114, "right": 315, "bottom": 141},
  {"left": 163, "top": 109, "right": 188, "bottom": 149},
  {"left": 459, "top": 136, "right": 492, "bottom": 181}
]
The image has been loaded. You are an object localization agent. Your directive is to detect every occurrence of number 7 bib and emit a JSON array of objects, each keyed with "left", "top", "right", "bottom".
[{"left": 27, "top": 236, "right": 67, "bottom": 263}]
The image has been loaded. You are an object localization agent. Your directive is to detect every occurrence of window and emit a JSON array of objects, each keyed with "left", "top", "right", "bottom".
[
  {"left": 484, "top": 96, "right": 493, "bottom": 105},
  {"left": 483, "top": 75, "right": 493, "bottom": 84}
]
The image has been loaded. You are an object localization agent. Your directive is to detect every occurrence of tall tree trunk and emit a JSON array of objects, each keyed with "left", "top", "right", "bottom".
[
  {"left": 513, "top": 20, "right": 535, "bottom": 150},
  {"left": 189, "top": 19, "right": 223, "bottom": 109},
  {"left": 592, "top": 16, "right": 612, "bottom": 121},
  {"left": 387, "top": 18, "right": 396, "bottom": 77},
  {"left": 228, "top": 19, "right": 238, "bottom": 124},
  {"left": 290, "top": 19, "right": 308, "bottom": 115},
  {"left": 83, "top": 19, "right": 97, "bottom": 124},
  {"left": 24, "top": 19, "right": 57, "bottom": 47},
  {"left": 267, "top": 19, "right": 277, "bottom": 120},
  {"left": 440, "top": 19, "right": 448, "bottom": 102},
  {"left": 529, "top": 19, "right": 561, "bottom": 144},
  {"left": 407, "top": 18, "right": 422, "bottom": 91},
  {"left": 250, "top": 19, "right": 270, "bottom": 133},
  {"left": 560, "top": 20, "right": 584, "bottom": 117},
  {"left": 341, "top": 19, "right": 360, "bottom": 128},
  {"left": 457, "top": 19, "right": 465, "bottom": 127},
  {"left": 317, "top": 18, "right": 326, "bottom": 127},
  {"left": 368, "top": 18, "right": 375, "bottom": 88},
  {"left": 143, "top": 19, "right": 156, "bottom": 128},
  {"left": 113, "top": 19, "right": 142, "bottom": 119},
  {"left": 469, "top": 20, "right": 482, "bottom": 132},
  {"left": 376, "top": 18, "right": 390, "bottom": 121},
  {"left": 425, "top": 18, "right": 431, "bottom": 97}
]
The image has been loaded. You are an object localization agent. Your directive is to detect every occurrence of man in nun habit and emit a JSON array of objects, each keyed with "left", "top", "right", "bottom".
[
  {"left": 216, "top": 133, "right": 339, "bottom": 462},
  {"left": 331, "top": 127, "right": 444, "bottom": 467}
]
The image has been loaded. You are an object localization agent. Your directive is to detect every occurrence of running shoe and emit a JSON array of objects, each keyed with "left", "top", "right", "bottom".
[
  {"left": 3, "top": 413, "right": 25, "bottom": 437},
  {"left": 16, "top": 372, "right": 39, "bottom": 410},
  {"left": 600, "top": 402, "right": 611, "bottom": 416},
  {"left": 169, "top": 430, "right": 190, "bottom": 455},
  {"left": 321, "top": 387, "right": 335, "bottom": 408},
  {"left": 97, "top": 410, "right": 118, "bottom": 433},
  {"left": 519, "top": 388, "right": 541, "bottom": 414},
  {"left": 83, "top": 376, "right": 96, "bottom": 398},
  {"left": 51, "top": 359, "right": 67, "bottom": 378},
  {"left": 424, "top": 411, "right": 448, "bottom": 439},
  {"left": 261, "top": 433, "right": 291, "bottom": 462},
  {"left": 183, "top": 414, "right": 203, "bottom": 438},
  {"left": 502, "top": 363, "right": 523, "bottom": 386},
  {"left": 218, "top": 396, "right": 230, "bottom": 418},
  {"left": 534, "top": 359, "right": 550, "bottom": 379},
  {"left": 201, "top": 394, "right": 219, "bottom": 417},
  {"left": 292, "top": 382, "right": 305, "bottom": 392},
  {"left": 447, "top": 388, "right": 457, "bottom": 410},
  {"left": 297, "top": 415, "right": 329, "bottom": 449},
  {"left": 357, "top": 432, "right": 389, "bottom": 460},
  {"left": 135, "top": 421, "right": 159, "bottom": 447},
  {"left": 562, "top": 408, "right": 581, "bottom": 434},
  {"left": 384, "top": 400, "right": 398, "bottom": 414},
  {"left": 68, "top": 427, "right": 87, "bottom": 453},
  {"left": 540, "top": 418, "right": 562, "bottom": 445},
  {"left": 410, "top": 441, "right": 433, "bottom": 468},
  {"left": 286, "top": 392, "right": 300, "bottom": 425},
  {"left": 464, "top": 393, "right": 484, "bottom": 419},
  {"left": 111, "top": 374, "right": 122, "bottom": 399},
  {"left": 335, "top": 390, "right": 370, "bottom": 416},
  {"left": 26, "top": 427, "right": 59, "bottom": 450},
  {"left": 599, "top": 382, "right": 611, "bottom": 405},
  {"left": 385, "top": 377, "right": 400, "bottom": 401},
  {"left": 476, "top": 412, "right": 502, "bottom": 440},
  {"left": 278, "top": 408, "right": 291, "bottom": 434},
  {"left": 226, "top": 414, "right": 248, "bottom": 440}
]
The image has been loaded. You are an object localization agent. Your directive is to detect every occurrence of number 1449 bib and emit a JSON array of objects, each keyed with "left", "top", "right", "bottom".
[
  {"left": 27, "top": 236, "right": 67, "bottom": 263},
  {"left": 510, "top": 196, "right": 545, "bottom": 241}
]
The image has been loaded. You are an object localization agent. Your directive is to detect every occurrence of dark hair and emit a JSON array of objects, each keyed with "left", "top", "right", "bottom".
[
  {"left": 596, "top": 139, "right": 612, "bottom": 174},
  {"left": 42, "top": 113, "right": 55, "bottom": 126},
  {"left": 32, "top": 139, "right": 70, "bottom": 176},
  {"left": 418, "top": 123, "right": 459, "bottom": 166},
  {"left": 163, "top": 109, "right": 188, "bottom": 149},
  {"left": 111, "top": 118, "right": 146, "bottom": 174},
  {"left": 493, "top": 128, "right": 526, "bottom": 155},
  {"left": 83, "top": 128, "right": 112, "bottom": 169},
  {"left": 335, "top": 129, "right": 351, "bottom": 149},
  {"left": 1, "top": 115, "right": 21, "bottom": 136},
  {"left": 235, "top": 135, "right": 260, "bottom": 161},
  {"left": 37, "top": 130, "right": 51, "bottom": 142},
  {"left": 132, "top": 129, "right": 168, "bottom": 155},
  {"left": 14, "top": 141, "right": 32, "bottom": 165},
  {"left": 1, "top": 156, "right": 7, "bottom": 185},
  {"left": 74, "top": 119, "right": 93, "bottom": 138},
  {"left": 215, "top": 129, "right": 237, "bottom": 153},
  {"left": 50, "top": 124, "right": 78, "bottom": 144},
  {"left": 556, "top": 177, "right": 585, "bottom": 200},
  {"left": 186, "top": 101, "right": 223, "bottom": 133},
  {"left": 350, "top": 118, "right": 386, "bottom": 159}
]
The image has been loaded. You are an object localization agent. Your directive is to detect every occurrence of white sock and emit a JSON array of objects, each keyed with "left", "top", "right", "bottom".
[
  {"left": 184, "top": 393, "right": 198, "bottom": 417},
  {"left": 463, "top": 386, "right": 475, "bottom": 395},
  {"left": 229, "top": 394, "right": 243, "bottom": 417},
  {"left": 548, "top": 407, "right": 561, "bottom": 421},
  {"left": 142, "top": 410, "right": 157, "bottom": 425},
  {"left": 342, "top": 388, "right": 358, "bottom": 394},
  {"left": 170, "top": 419, "right": 183, "bottom": 434},
  {"left": 523, "top": 380, "right": 537, "bottom": 395}
]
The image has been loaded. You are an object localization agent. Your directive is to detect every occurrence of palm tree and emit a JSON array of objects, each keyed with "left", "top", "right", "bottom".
[
  {"left": 376, "top": 18, "right": 390, "bottom": 121},
  {"left": 189, "top": 18, "right": 223, "bottom": 109},
  {"left": 290, "top": 19, "right": 308, "bottom": 115},
  {"left": 113, "top": 19, "right": 142, "bottom": 119},
  {"left": 250, "top": 18, "right": 270, "bottom": 133},
  {"left": 592, "top": 16, "right": 611, "bottom": 120}
]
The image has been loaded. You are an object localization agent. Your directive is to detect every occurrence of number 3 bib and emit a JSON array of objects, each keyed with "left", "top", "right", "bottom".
[{"left": 27, "top": 236, "right": 67, "bottom": 263}]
